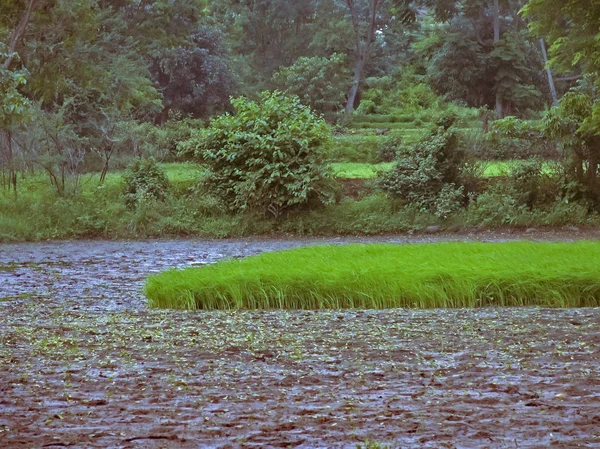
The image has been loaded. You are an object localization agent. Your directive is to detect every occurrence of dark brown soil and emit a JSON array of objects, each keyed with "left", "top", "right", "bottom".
[{"left": 1, "top": 233, "right": 600, "bottom": 448}]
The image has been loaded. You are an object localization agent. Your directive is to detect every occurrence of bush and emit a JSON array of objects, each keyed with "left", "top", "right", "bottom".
[
  {"left": 188, "top": 91, "right": 335, "bottom": 216},
  {"left": 122, "top": 158, "right": 170, "bottom": 209},
  {"left": 378, "top": 114, "right": 467, "bottom": 217},
  {"left": 377, "top": 135, "right": 403, "bottom": 162},
  {"left": 355, "top": 99, "right": 377, "bottom": 114},
  {"left": 507, "top": 158, "right": 543, "bottom": 208},
  {"left": 485, "top": 117, "right": 557, "bottom": 160},
  {"left": 467, "top": 187, "right": 528, "bottom": 226}
]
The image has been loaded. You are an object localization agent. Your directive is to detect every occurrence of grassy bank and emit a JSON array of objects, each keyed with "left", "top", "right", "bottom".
[
  {"left": 1, "top": 162, "right": 596, "bottom": 242},
  {"left": 145, "top": 242, "right": 600, "bottom": 310}
]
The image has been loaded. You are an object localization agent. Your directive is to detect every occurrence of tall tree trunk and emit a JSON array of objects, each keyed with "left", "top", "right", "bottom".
[
  {"left": 3, "top": 131, "right": 17, "bottom": 199},
  {"left": 3, "top": 0, "right": 38, "bottom": 70},
  {"left": 493, "top": 0, "right": 503, "bottom": 118},
  {"left": 492, "top": 0, "right": 500, "bottom": 41},
  {"left": 539, "top": 38, "right": 559, "bottom": 107},
  {"left": 344, "top": 0, "right": 379, "bottom": 115},
  {"left": 345, "top": 49, "right": 367, "bottom": 113}
]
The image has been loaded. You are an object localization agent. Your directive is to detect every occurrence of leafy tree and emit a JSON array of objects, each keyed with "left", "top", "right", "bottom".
[
  {"left": 152, "top": 26, "right": 235, "bottom": 122},
  {"left": 422, "top": 0, "right": 548, "bottom": 117},
  {"left": 209, "top": 0, "right": 322, "bottom": 92},
  {"left": 0, "top": 47, "right": 30, "bottom": 195},
  {"left": 341, "top": 0, "right": 419, "bottom": 113},
  {"left": 272, "top": 53, "right": 351, "bottom": 117},
  {"left": 523, "top": 0, "right": 600, "bottom": 132},
  {"left": 489, "top": 31, "right": 543, "bottom": 116},
  {"left": 545, "top": 88, "right": 600, "bottom": 203}
]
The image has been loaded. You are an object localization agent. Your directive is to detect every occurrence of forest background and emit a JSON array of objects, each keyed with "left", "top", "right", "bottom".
[{"left": 1, "top": 0, "right": 599, "bottom": 241}]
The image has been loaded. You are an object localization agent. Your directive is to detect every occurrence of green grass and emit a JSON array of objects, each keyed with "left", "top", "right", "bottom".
[
  {"left": 331, "top": 162, "right": 394, "bottom": 179},
  {"left": 329, "top": 161, "right": 556, "bottom": 179},
  {"left": 145, "top": 242, "right": 600, "bottom": 310},
  {"left": 481, "top": 160, "right": 556, "bottom": 177}
]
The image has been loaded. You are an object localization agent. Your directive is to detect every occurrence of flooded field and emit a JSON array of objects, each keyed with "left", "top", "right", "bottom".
[{"left": 1, "top": 232, "right": 600, "bottom": 448}]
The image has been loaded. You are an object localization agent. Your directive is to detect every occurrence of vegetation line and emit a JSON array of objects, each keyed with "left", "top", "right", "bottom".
[{"left": 145, "top": 242, "right": 600, "bottom": 310}]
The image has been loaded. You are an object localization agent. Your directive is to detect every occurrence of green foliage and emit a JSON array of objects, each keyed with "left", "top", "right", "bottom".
[
  {"left": 507, "top": 158, "right": 544, "bottom": 208},
  {"left": 467, "top": 187, "right": 530, "bottom": 226},
  {"left": 489, "top": 32, "right": 544, "bottom": 112},
  {"left": 378, "top": 116, "right": 467, "bottom": 217},
  {"left": 191, "top": 91, "right": 335, "bottom": 215},
  {"left": 486, "top": 116, "right": 556, "bottom": 159},
  {"left": 145, "top": 242, "right": 600, "bottom": 310},
  {"left": 544, "top": 90, "right": 600, "bottom": 203},
  {"left": 359, "top": 70, "right": 445, "bottom": 116},
  {"left": 377, "top": 135, "right": 403, "bottom": 162},
  {"left": 152, "top": 26, "right": 235, "bottom": 119},
  {"left": 273, "top": 53, "right": 350, "bottom": 116},
  {"left": 524, "top": 0, "right": 600, "bottom": 132},
  {"left": 2, "top": 162, "right": 599, "bottom": 242},
  {"left": 426, "top": 14, "right": 547, "bottom": 114},
  {"left": 0, "top": 70, "right": 29, "bottom": 128},
  {"left": 355, "top": 99, "right": 378, "bottom": 115},
  {"left": 122, "top": 158, "right": 170, "bottom": 209}
]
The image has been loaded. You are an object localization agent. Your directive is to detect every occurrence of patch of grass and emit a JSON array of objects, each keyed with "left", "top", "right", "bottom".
[
  {"left": 481, "top": 160, "right": 556, "bottom": 177},
  {"left": 329, "top": 161, "right": 556, "bottom": 180},
  {"left": 145, "top": 242, "right": 600, "bottom": 310},
  {"left": 0, "top": 264, "right": 18, "bottom": 272},
  {"left": 331, "top": 162, "right": 394, "bottom": 179},
  {"left": 328, "top": 135, "right": 381, "bottom": 163},
  {"left": 0, "top": 293, "right": 35, "bottom": 302}
]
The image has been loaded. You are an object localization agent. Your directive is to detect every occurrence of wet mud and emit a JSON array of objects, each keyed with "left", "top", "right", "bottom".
[{"left": 1, "top": 231, "right": 600, "bottom": 448}]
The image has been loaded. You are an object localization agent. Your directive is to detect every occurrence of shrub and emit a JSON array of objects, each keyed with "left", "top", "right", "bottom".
[
  {"left": 122, "top": 158, "right": 170, "bottom": 209},
  {"left": 377, "top": 135, "right": 403, "bottom": 162},
  {"left": 486, "top": 117, "right": 557, "bottom": 160},
  {"left": 467, "top": 187, "right": 528, "bottom": 226},
  {"left": 378, "top": 114, "right": 467, "bottom": 216},
  {"left": 544, "top": 90, "right": 600, "bottom": 206},
  {"left": 355, "top": 99, "right": 377, "bottom": 114},
  {"left": 189, "top": 91, "right": 335, "bottom": 216},
  {"left": 507, "top": 158, "right": 543, "bottom": 208}
]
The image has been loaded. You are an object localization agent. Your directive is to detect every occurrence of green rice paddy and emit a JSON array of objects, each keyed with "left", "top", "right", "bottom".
[{"left": 145, "top": 242, "right": 600, "bottom": 310}]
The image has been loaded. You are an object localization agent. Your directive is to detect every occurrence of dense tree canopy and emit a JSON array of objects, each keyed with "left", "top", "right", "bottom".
[{"left": 1, "top": 0, "right": 599, "bottom": 198}]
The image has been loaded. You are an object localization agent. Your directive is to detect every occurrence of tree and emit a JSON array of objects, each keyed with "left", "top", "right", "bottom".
[
  {"left": 545, "top": 88, "right": 600, "bottom": 203},
  {"left": 0, "top": 52, "right": 30, "bottom": 196},
  {"left": 423, "top": 0, "right": 548, "bottom": 116},
  {"left": 208, "top": 0, "right": 322, "bottom": 92},
  {"left": 152, "top": 26, "right": 235, "bottom": 122},
  {"left": 342, "top": 0, "right": 417, "bottom": 113},
  {"left": 272, "top": 53, "right": 351, "bottom": 116},
  {"left": 2, "top": 0, "right": 40, "bottom": 70},
  {"left": 523, "top": 0, "right": 600, "bottom": 132},
  {"left": 0, "top": 0, "right": 39, "bottom": 196}
]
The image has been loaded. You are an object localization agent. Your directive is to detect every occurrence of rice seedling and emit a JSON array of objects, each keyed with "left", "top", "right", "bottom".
[{"left": 145, "top": 242, "right": 600, "bottom": 310}]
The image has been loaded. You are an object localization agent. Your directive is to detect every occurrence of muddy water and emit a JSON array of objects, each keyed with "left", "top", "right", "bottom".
[{"left": 1, "top": 232, "right": 600, "bottom": 448}]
